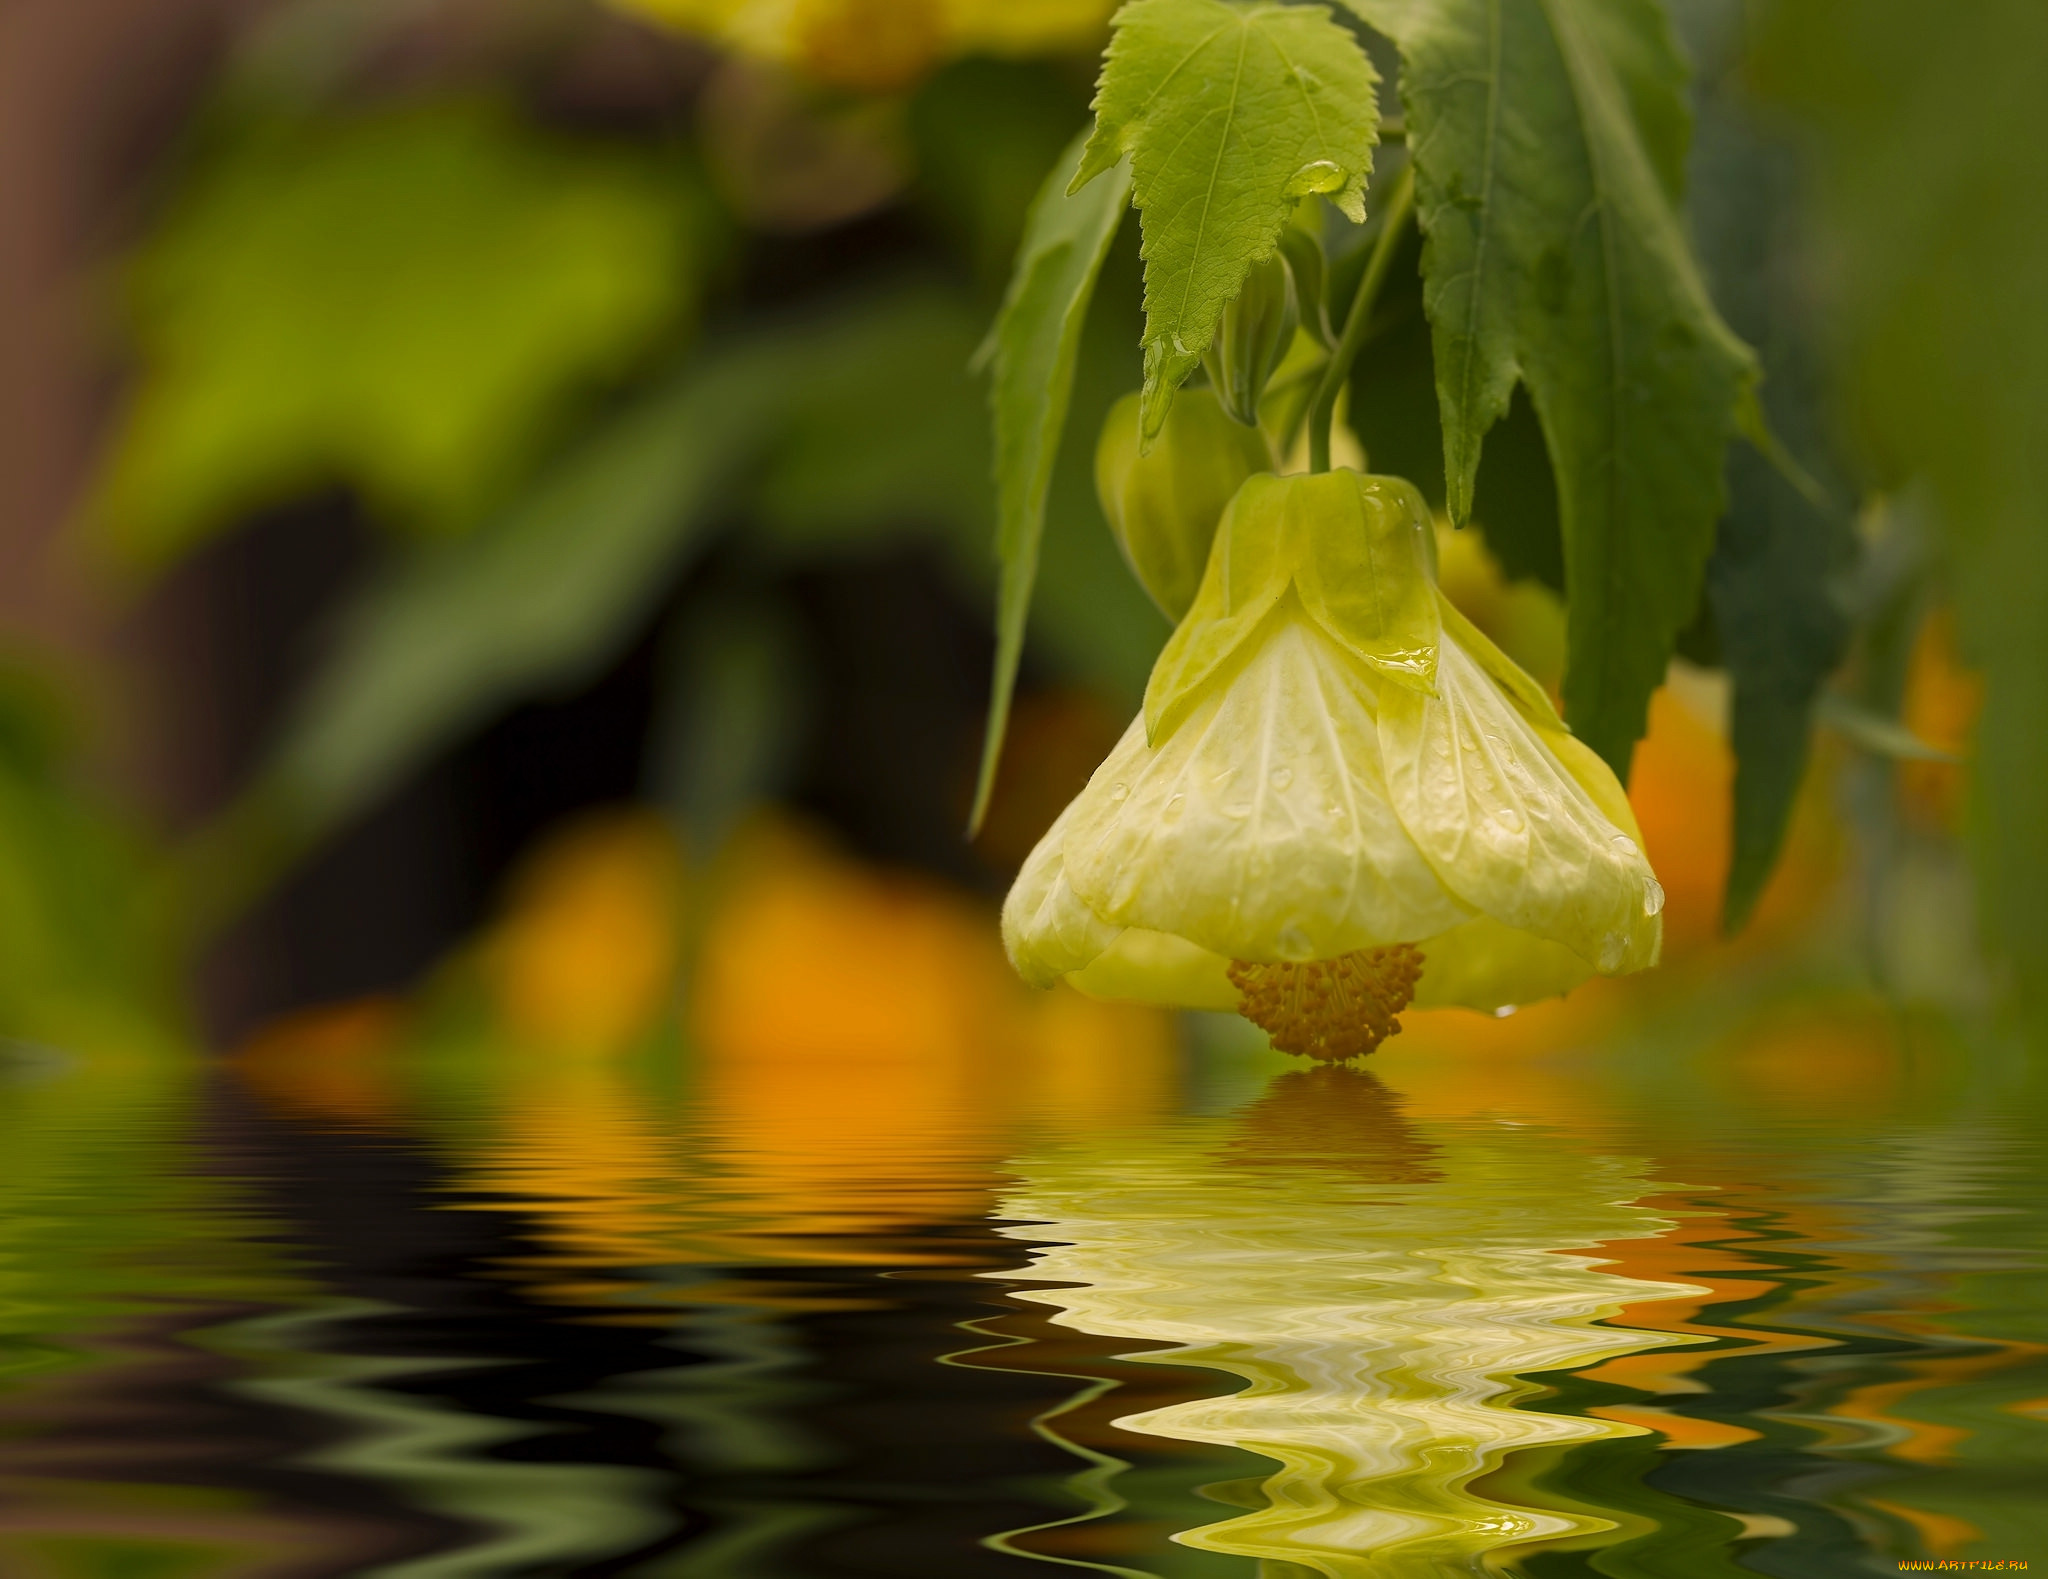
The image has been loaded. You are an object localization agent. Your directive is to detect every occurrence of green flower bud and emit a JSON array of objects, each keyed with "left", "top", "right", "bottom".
[
  {"left": 1276, "top": 224, "right": 1332, "bottom": 348},
  {"left": 1095, "top": 387, "right": 1272, "bottom": 620},
  {"left": 1202, "top": 253, "right": 1299, "bottom": 426}
]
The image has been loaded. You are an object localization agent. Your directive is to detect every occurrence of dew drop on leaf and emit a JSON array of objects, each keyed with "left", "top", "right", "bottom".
[{"left": 1285, "top": 159, "right": 1345, "bottom": 197}]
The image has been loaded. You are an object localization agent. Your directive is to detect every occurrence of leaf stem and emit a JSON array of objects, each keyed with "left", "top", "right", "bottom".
[{"left": 1309, "top": 165, "right": 1416, "bottom": 474}]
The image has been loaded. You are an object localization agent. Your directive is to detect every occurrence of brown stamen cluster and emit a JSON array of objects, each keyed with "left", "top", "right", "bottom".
[{"left": 1228, "top": 944, "right": 1425, "bottom": 1062}]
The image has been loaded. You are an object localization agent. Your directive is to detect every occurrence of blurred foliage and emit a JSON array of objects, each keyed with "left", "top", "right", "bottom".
[
  {"left": 610, "top": 0, "right": 1113, "bottom": 91},
  {"left": 0, "top": 1048, "right": 294, "bottom": 1393},
  {"left": 0, "top": 669, "right": 177, "bottom": 1054},
  {"left": 1758, "top": 0, "right": 2048, "bottom": 1027},
  {"left": 0, "top": 0, "right": 2020, "bottom": 1048},
  {"left": 1680, "top": 0, "right": 1859, "bottom": 933},
  {"left": 92, "top": 97, "right": 706, "bottom": 567}
]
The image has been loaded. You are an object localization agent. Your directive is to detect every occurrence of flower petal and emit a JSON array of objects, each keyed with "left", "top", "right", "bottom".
[
  {"left": 1379, "top": 637, "right": 1662, "bottom": 974},
  {"left": 1063, "top": 601, "right": 1471, "bottom": 963},
  {"left": 1068, "top": 928, "right": 1239, "bottom": 1009},
  {"left": 1411, "top": 915, "right": 1595, "bottom": 1010},
  {"left": 1002, "top": 804, "right": 1124, "bottom": 987}
]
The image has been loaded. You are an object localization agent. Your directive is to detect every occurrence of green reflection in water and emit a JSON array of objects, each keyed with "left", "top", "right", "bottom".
[
  {"left": 0, "top": 1044, "right": 306, "bottom": 1577},
  {"left": 992, "top": 1069, "right": 1712, "bottom": 1577}
]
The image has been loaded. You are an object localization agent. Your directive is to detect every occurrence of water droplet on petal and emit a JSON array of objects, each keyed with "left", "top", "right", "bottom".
[
  {"left": 1493, "top": 1004, "right": 1518, "bottom": 1019},
  {"left": 1610, "top": 833, "right": 1641, "bottom": 859},
  {"left": 1270, "top": 766, "right": 1294, "bottom": 789},
  {"left": 1597, "top": 931, "right": 1626, "bottom": 971},
  {"left": 1277, "top": 924, "right": 1313, "bottom": 958},
  {"left": 1285, "top": 159, "right": 1345, "bottom": 197},
  {"left": 1641, "top": 875, "right": 1666, "bottom": 917},
  {"left": 1163, "top": 793, "right": 1185, "bottom": 821},
  {"left": 1109, "top": 782, "right": 1128, "bottom": 802}
]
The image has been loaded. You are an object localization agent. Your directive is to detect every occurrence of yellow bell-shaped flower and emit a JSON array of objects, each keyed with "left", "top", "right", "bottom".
[{"left": 1003, "top": 469, "right": 1663, "bottom": 1058}]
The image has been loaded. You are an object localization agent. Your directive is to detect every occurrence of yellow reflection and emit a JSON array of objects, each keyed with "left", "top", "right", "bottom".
[
  {"left": 414, "top": 813, "right": 1179, "bottom": 1304},
  {"left": 686, "top": 819, "right": 1178, "bottom": 1246},
  {"left": 994, "top": 1069, "right": 1709, "bottom": 1575}
]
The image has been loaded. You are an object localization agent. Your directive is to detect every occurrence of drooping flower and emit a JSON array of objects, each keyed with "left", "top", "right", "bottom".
[{"left": 1003, "top": 469, "right": 1663, "bottom": 1058}]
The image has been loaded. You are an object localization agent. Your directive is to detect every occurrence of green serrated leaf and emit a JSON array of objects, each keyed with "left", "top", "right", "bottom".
[
  {"left": 1074, "top": 0, "right": 1379, "bottom": 440},
  {"left": 1344, "top": 0, "right": 1756, "bottom": 779},
  {"left": 972, "top": 131, "right": 1132, "bottom": 834}
]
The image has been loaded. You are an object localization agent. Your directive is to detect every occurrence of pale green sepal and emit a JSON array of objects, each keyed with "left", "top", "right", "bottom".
[
  {"left": 1410, "top": 915, "right": 1595, "bottom": 1011},
  {"left": 1378, "top": 639, "right": 1662, "bottom": 976},
  {"left": 1144, "top": 470, "right": 1440, "bottom": 744},
  {"left": 1068, "top": 929, "right": 1240, "bottom": 1010}
]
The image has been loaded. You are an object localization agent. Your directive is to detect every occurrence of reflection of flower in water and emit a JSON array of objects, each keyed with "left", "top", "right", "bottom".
[
  {"left": 994, "top": 1071, "right": 1707, "bottom": 1575},
  {"left": 1218, "top": 1067, "right": 1441, "bottom": 1185}
]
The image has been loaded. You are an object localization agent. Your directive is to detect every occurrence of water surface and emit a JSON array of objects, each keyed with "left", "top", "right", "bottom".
[{"left": 0, "top": 1003, "right": 2040, "bottom": 1576}]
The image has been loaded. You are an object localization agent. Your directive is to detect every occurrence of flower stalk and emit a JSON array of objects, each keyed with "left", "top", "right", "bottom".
[{"left": 1308, "top": 164, "right": 1416, "bottom": 474}]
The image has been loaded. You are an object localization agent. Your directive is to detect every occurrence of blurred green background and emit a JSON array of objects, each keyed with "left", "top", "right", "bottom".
[
  {"left": 0, "top": 0, "right": 2036, "bottom": 1056},
  {"left": 0, "top": 5, "right": 2044, "bottom": 1573}
]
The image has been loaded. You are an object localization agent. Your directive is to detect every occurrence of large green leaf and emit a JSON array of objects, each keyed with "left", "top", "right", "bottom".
[
  {"left": 1760, "top": 0, "right": 2048, "bottom": 1024},
  {"left": 1343, "top": 0, "right": 1755, "bottom": 777},
  {"left": 1073, "top": 0, "right": 1380, "bottom": 439},
  {"left": 971, "top": 131, "right": 1131, "bottom": 831},
  {"left": 93, "top": 97, "right": 703, "bottom": 568},
  {"left": 1682, "top": 0, "right": 1854, "bottom": 934}
]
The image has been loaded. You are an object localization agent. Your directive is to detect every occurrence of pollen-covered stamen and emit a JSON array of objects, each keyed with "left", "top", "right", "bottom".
[{"left": 1227, "top": 944, "right": 1425, "bottom": 1062}]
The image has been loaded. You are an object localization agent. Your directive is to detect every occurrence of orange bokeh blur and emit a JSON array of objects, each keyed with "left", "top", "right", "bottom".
[
  {"left": 481, "top": 811, "right": 687, "bottom": 1057},
  {"left": 1898, "top": 606, "right": 1983, "bottom": 832}
]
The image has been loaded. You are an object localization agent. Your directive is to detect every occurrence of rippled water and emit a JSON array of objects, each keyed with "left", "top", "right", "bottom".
[{"left": 1, "top": 1007, "right": 2042, "bottom": 1576}]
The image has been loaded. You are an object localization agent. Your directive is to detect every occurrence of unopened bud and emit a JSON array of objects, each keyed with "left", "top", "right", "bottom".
[
  {"left": 1276, "top": 224, "right": 1332, "bottom": 348},
  {"left": 1202, "top": 253, "right": 1298, "bottom": 427},
  {"left": 1096, "top": 387, "right": 1272, "bottom": 620}
]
